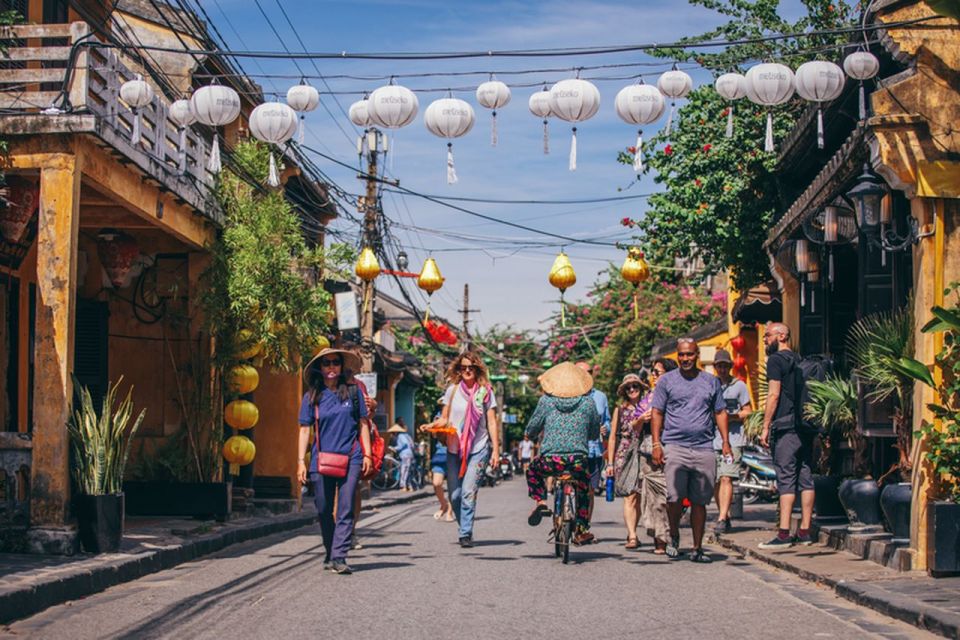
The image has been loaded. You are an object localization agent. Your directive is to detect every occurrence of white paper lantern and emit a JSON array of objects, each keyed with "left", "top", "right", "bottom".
[
  {"left": 745, "top": 63, "right": 795, "bottom": 153},
  {"left": 795, "top": 61, "right": 845, "bottom": 149},
  {"left": 528, "top": 87, "right": 552, "bottom": 154},
  {"left": 656, "top": 67, "right": 692, "bottom": 134},
  {"left": 169, "top": 98, "right": 196, "bottom": 174},
  {"left": 249, "top": 102, "right": 299, "bottom": 187},
  {"left": 549, "top": 78, "right": 600, "bottom": 171},
  {"left": 714, "top": 73, "right": 747, "bottom": 138},
  {"left": 119, "top": 74, "right": 154, "bottom": 146},
  {"left": 286, "top": 82, "right": 320, "bottom": 143},
  {"left": 843, "top": 50, "right": 880, "bottom": 120},
  {"left": 189, "top": 84, "right": 241, "bottom": 174},
  {"left": 349, "top": 98, "right": 372, "bottom": 128},
  {"left": 424, "top": 97, "right": 475, "bottom": 185},
  {"left": 476, "top": 78, "right": 511, "bottom": 146},
  {"left": 614, "top": 81, "right": 664, "bottom": 173},
  {"left": 367, "top": 83, "right": 419, "bottom": 129}
]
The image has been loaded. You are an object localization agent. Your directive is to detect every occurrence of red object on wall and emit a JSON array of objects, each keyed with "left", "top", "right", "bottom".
[
  {"left": 0, "top": 179, "right": 40, "bottom": 243},
  {"left": 96, "top": 229, "right": 139, "bottom": 288},
  {"left": 733, "top": 355, "right": 748, "bottom": 370},
  {"left": 730, "top": 334, "right": 746, "bottom": 353},
  {"left": 424, "top": 320, "right": 458, "bottom": 346}
]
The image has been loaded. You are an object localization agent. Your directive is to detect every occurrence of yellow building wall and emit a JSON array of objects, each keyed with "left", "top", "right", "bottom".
[{"left": 253, "top": 370, "right": 301, "bottom": 495}]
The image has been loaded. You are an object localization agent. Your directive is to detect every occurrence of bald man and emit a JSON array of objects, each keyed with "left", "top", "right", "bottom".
[{"left": 759, "top": 323, "right": 816, "bottom": 549}]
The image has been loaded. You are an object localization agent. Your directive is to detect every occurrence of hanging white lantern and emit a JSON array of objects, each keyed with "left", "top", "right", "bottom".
[
  {"left": 744, "top": 63, "right": 795, "bottom": 153},
  {"left": 349, "top": 97, "right": 372, "bottom": 128},
  {"left": 367, "top": 82, "right": 419, "bottom": 129},
  {"left": 843, "top": 50, "right": 880, "bottom": 120},
  {"left": 794, "top": 61, "right": 845, "bottom": 149},
  {"left": 119, "top": 74, "right": 154, "bottom": 146},
  {"left": 476, "top": 77, "right": 511, "bottom": 147},
  {"left": 549, "top": 78, "right": 600, "bottom": 171},
  {"left": 714, "top": 72, "right": 747, "bottom": 138},
  {"left": 615, "top": 81, "right": 664, "bottom": 173},
  {"left": 424, "top": 97, "right": 475, "bottom": 185},
  {"left": 656, "top": 67, "right": 692, "bottom": 135},
  {"left": 189, "top": 83, "right": 241, "bottom": 174},
  {"left": 249, "top": 102, "right": 299, "bottom": 188},
  {"left": 528, "top": 87, "right": 552, "bottom": 155},
  {"left": 286, "top": 81, "right": 320, "bottom": 144},
  {"left": 168, "top": 98, "right": 196, "bottom": 174}
]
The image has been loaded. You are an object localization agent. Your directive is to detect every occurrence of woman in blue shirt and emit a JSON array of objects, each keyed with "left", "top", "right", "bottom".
[
  {"left": 297, "top": 348, "right": 371, "bottom": 575},
  {"left": 389, "top": 418, "right": 415, "bottom": 491}
]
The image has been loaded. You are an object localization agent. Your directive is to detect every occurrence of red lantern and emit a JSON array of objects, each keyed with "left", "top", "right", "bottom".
[
  {"left": 424, "top": 320, "right": 458, "bottom": 346},
  {"left": 730, "top": 335, "right": 746, "bottom": 353},
  {"left": 96, "top": 229, "right": 139, "bottom": 288},
  {"left": 733, "top": 355, "right": 747, "bottom": 370},
  {"left": 0, "top": 179, "right": 39, "bottom": 244}
]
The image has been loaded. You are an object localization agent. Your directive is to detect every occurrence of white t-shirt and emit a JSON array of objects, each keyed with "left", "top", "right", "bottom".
[
  {"left": 443, "top": 384, "right": 497, "bottom": 456},
  {"left": 519, "top": 440, "right": 534, "bottom": 459}
]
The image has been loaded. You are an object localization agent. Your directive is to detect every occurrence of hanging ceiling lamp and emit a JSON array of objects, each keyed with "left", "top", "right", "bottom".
[
  {"left": 548, "top": 251, "right": 577, "bottom": 327},
  {"left": 744, "top": 63, "right": 795, "bottom": 153},
  {"left": 248, "top": 101, "right": 299, "bottom": 187},
  {"left": 119, "top": 74, "right": 154, "bottom": 146},
  {"left": 424, "top": 96, "right": 476, "bottom": 185},
  {"left": 528, "top": 86, "right": 553, "bottom": 154},
  {"left": 614, "top": 80, "right": 665, "bottom": 173},
  {"left": 168, "top": 98, "right": 196, "bottom": 174},
  {"left": 549, "top": 76, "right": 600, "bottom": 171},
  {"left": 794, "top": 60, "right": 845, "bottom": 149},
  {"left": 189, "top": 82, "right": 242, "bottom": 174},
  {"left": 842, "top": 50, "right": 880, "bottom": 120},
  {"left": 286, "top": 80, "right": 320, "bottom": 144},
  {"left": 96, "top": 228, "right": 139, "bottom": 288},
  {"left": 714, "top": 72, "right": 747, "bottom": 138},
  {"left": 417, "top": 257, "right": 444, "bottom": 322},
  {"left": 656, "top": 65, "right": 692, "bottom": 135},
  {"left": 476, "top": 76, "right": 511, "bottom": 146}
]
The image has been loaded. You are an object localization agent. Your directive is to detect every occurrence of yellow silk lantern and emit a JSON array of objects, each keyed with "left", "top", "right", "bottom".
[
  {"left": 309, "top": 335, "right": 331, "bottom": 356},
  {"left": 355, "top": 246, "right": 381, "bottom": 281},
  {"left": 620, "top": 248, "right": 651, "bottom": 320},
  {"left": 236, "top": 329, "right": 262, "bottom": 360},
  {"left": 548, "top": 251, "right": 577, "bottom": 326},
  {"left": 223, "top": 435, "right": 256, "bottom": 475},
  {"left": 227, "top": 364, "right": 259, "bottom": 394},
  {"left": 225, "top": 399, "right": 259, "bottom": 430},
  {"left": 417, "top": 258, "right": 445, "bottom": 321}
]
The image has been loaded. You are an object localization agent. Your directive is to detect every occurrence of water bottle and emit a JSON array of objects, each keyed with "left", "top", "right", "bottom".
[{"left": 605, "top": 475, "right": 615, "bottom": 502}]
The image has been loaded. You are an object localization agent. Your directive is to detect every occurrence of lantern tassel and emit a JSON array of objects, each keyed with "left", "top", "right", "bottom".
[
  {"left": 446, "top": 143, "right": 458, "bottom": 185},
  {"left": 881, "top": 249, "right": 887, "bottom": 267},
  {"left": 764, "top": 112, "right": 775, "bottom": 153},
  {"left": 423, "top": 301, "right": 431, "bottom": 324},
  {"left": 568, "top": 127, "right": 577, "bottom": 172},
  {"left": 800, "top": 280, "right": 806, "bottom": 307},
  {"left": 811, "top": 288, "right": 816, "bottom": 313},
  {"left": 229, "top": 462, "right": 239, "bottom": 476},
  {"left": 560, "top": 292, "right": 566, "bottom": 328},
  {"left": 208, "top": 132, "right": 222, "bottom": 174},
  {"left": 491, "top": 111, "right": 498, "bottom": 147},
  {"left": 177, "top": 126, "right": 187, "bottom": 174},
  {"left": 725, "top": 104, "right": 734, "bottom": 139},
  {"left": 298, "top": 115, "right": 306, "bottom": 145},
  {"left": 131, "top": 110, "right": 142, "bottom": 145},
  {"left": 543, "top": 119, "right": 549, "bottom": 155},
  {"left": 666, "top": 102, "right": 675, "bottom": 135},
  {"left": 817, "top": 108, "right": 825, "bottom": 149},
  {"left": 829, "top": 250, "right": 835, "bottom": 287},
  {"left": 633, "top": 130, "right": 643, "bottom": 173},
  {"left": 268, "top": 153, "right": 281, "bottom": 188},
  {"left": 633, "top": 288, "right": 639, "bottom": 321}
]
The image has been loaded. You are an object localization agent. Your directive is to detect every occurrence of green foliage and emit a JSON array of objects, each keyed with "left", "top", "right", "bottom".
[
  {"left": 68, "top": 377, "right": 146, "bottom": 495},
  {"left": 804, "top": 374, "right": 867, "bottom": 475},
  {"left": 202, "top": 140, "right": 354, "bottom": 372},
  {"left": 392, "top": 324, "right": 447, "bottom": 428}
]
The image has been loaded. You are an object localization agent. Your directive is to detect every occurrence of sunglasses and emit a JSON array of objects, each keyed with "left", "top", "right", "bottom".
[
  {"left": 715, "top": 362, "right": 732, "bottom": 368},
  {"left": 457, "top": 364, "right": 478, "bottom": 373},
  {"left": 319, "top": 358, "right": 342, "bottom": 367},
  {"left": 624, "top": 384, "right": 641, "bottom": 392}
]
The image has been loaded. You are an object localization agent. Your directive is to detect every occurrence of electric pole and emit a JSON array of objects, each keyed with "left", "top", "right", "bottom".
[
  {"left": 359, "top": 128, "right": 384, "bottom": 373},
  {"left": 459, "top": 283, "right": 480, "bottom": 349}
]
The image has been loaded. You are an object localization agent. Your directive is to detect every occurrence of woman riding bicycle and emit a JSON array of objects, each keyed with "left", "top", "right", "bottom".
[{"left": 524, "top": 362, "right": 601, "bottom": 546}]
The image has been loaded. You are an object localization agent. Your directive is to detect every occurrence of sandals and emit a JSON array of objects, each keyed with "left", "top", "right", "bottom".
[
  {"left": 572, "top": 531, "right": 596, "bottom": 546},
  {"left": 528, "top": 503, "right": 552, "bottom": 526},
  {"left": 653, "top": 539, "right": 667, "bottom": 555},
  {"left": 625, "top": 537, "right": 640, "bottom": 550}
]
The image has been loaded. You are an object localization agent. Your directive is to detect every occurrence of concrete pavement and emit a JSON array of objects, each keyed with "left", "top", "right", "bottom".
[{"left": 1, "top": 480, "right": 934, "bottom": 640}]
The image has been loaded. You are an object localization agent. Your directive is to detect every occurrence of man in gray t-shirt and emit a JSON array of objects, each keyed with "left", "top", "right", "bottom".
[
  {"left": 711, "top": 349, "right": 752, "bottom": 535},
  {"left": 651, "top": 337, "right": 731, "bottom": 563}
]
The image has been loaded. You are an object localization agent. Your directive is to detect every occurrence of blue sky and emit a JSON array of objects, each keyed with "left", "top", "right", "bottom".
[{"left": 211, "top": 0, "right": 805, "bottom": 335}]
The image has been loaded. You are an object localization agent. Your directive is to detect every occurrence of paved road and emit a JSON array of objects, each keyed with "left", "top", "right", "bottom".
[{"left": 1, "top": 480, "right": 933, "bottom": 640}]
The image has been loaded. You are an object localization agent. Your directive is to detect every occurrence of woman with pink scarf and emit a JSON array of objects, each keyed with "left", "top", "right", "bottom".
[{"left": 422, "top": 351, "right": 500, "bottom": 548}]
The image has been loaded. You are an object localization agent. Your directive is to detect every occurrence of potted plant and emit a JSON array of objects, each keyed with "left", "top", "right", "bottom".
[{"left": 69, "top": 376, "right": 145, "bottom": 553}]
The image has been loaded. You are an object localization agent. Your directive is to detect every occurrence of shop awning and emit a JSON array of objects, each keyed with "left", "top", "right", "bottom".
[{"left": 732, "top": 282, "right": 782, "bottom": 324}]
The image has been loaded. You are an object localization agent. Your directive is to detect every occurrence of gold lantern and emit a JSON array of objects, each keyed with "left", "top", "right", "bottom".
[
  {"left": 225, "top": 399, "right": 259, "bottom": 430},
  {"left": 235, "top": 329, "right": 262, "bottom": 360},
  {"left": 620, "top": 247, "right": 651, "bottom": 320},
  {"left": 227, "top": 364, "right": 259, "bottom": 395},
  {"left": 309, "top": 335, "right": 331, "bottom": 356},
  {"left": 548, "top": 251, "right": 577, "bottom": 327},
  {"left": 355, "top": 246, "right": 381, "bottom": 281},
  {"left": 223, "top": 435, "right": 256, "bottom": 475},
  {"left": 417, "top": 257, "right": 445, "bottom": 322}
]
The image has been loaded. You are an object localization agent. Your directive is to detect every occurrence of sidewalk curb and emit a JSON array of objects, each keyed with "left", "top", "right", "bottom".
[
  {"left": 715, "top": 534, "right": 960, "bottom": 639},
  {"left": 0, "top": 490, "right": 431, "bottom": 625}
]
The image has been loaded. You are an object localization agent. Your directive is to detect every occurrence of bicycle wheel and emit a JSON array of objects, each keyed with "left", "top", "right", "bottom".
[
  {"left": 553, "top": 517, "right": 564, "bottom": 558},
  {"left": 560, "top": 519, "right": 572, "bottom": 564}
]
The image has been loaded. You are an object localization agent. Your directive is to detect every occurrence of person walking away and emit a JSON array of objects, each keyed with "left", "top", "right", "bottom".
[
  {"left": 424, "top": 351, "right": 500, "bottom": 548},
  {"left": 605, "top": 373, "right": 649, "bottom": 549},
  {"left": 297, "top": 348, "right": 372, "bottom": 575},
  {"left": 651, "top": 338, "right": 732, "bottom": 563},
  {"left": 525, "top": 362, "right": 601, "bottom": 546},
  {"left": 519, "top": 434, "right": 535, "bottom": 473},
  {"left": 389, "top": 418, "right": 415, "bottom": 491},
  {"left": 576, "top": 362, "right": 611, "bottom": 496},
  {"left": 759, "top": 323, "right": 816, "bottom": 548},
  {"left": 711, "top": 350, "right": 752, "bottom": 535}
]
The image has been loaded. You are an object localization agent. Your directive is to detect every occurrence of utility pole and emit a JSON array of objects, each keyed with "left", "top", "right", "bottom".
[
  {"left": 459, "top": 283, "right": 480, "bottom": 349},
  {"left": 359, "top": 128, "right": 384, "bottom": 373}
]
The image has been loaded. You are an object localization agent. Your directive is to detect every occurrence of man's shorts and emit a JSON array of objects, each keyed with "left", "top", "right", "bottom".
[
  {"left": 715, "top": 446, "right": 742, "bottom": 479},
  {"left": 663, "top": 444, "right": 716, "bottom": 505},
  {"left": 772, "top": 431, "right": 815, "bottom": 494}
]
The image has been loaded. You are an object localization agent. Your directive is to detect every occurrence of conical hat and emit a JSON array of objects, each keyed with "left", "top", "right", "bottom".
[{"left": 538, "top": 362, "right": 593, "bottom": 398}]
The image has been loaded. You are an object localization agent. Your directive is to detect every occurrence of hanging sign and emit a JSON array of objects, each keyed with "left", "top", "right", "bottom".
[
  {"left": 354, "top": 372, "right": 378, "bottom": 397},
  {"left": 335, "top": 291, "right": 360, "bottom": 330}
]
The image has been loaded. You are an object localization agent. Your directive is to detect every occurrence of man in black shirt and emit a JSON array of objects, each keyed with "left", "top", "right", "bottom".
[{"left": 758, "top": 323, "right": 815, "bottom": 549}]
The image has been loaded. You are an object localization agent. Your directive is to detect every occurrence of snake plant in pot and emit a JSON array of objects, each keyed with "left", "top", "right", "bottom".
[{"left": 68, "top": 376, "right": 145, "bottom": 553}]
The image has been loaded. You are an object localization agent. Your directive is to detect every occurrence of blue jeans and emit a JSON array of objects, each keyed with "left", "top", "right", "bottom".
[
  {"left": 446, "top": 447, "right": 490, "bottom": 539},
  {"left": 399, "top": 454, "right": 413, "bottom": 489},
  {"left": 311, "top": 464, "right": 361, "bottom": 562}
]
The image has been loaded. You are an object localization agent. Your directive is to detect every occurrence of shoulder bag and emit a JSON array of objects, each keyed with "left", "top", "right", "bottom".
[{"left": 313, "top": 385, "right": 359, "bottom": 478}]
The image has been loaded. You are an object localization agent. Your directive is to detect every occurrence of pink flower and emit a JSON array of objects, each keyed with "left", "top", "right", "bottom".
[
  {"left": 703, "top": 144, "right": 712, "bottom": 152},
  {"left": 664, "top": 144, "right": 673, "bottom": 156}
]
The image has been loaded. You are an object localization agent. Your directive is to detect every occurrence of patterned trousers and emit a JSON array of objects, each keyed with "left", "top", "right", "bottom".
[{"left": 526, "top": 454, "right": 591, "bottom": 533}]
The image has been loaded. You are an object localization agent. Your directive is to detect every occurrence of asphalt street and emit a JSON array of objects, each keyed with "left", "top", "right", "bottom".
[{"left": 0, "top": 480, "right": 934, "bottom": 640}]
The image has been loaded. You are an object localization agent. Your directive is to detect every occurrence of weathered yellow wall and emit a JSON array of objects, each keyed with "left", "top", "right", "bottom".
[{"left": 255, "top": 370, "right": 302, "bottom": 495}]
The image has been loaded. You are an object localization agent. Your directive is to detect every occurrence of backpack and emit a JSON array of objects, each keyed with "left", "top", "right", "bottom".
[
  {"left": 351, "top": 381, "right": 385, "bottom": 480},
  {"left": 786, "top": 353, "right": 831, "bottom": 437}
]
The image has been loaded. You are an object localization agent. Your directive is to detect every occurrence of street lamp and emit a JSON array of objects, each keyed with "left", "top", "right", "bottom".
[
  {"left": 396, "top": 250, "right": 409, "bottom": 271},
  {"left": 847, "top": 163, "right": 919, "bottom": 255}
]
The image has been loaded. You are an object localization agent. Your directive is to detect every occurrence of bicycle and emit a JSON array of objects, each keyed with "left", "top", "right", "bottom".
[
  {"left": 371, "top": 454, "right": 400, "bottom": 491},
  {"left": 549, "top": 473, "right": 580, "bottom": 564}
]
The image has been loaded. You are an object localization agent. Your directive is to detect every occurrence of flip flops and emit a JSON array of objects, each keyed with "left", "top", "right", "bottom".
[{"left": 528, "top": 503, "right": 552, "bottom": 526}]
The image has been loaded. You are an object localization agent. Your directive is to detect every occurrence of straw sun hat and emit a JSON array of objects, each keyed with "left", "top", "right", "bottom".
[
  {"left": 617, "top": 373, "right": 645, "bottom": 397},
  {"left": 303, "top": 347, "right": 362, "bottom": 374},
  {"left": 538, "top": 362, "right": 594, "bottom": 398}
]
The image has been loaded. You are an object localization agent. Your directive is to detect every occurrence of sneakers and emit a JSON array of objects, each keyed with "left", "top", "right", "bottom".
[
  {"left": 713, "top": 518, "right": 731, "bottom": 535},
  {"left": 459, "top": 536, "right": 474, "bottom": 548},
  {"left": 795, "top": 529, "right": 815, "bottom": 546},
  {"left": 758, "top": 532, "right": 794, "bottom": 549},
  {"left": 665, "top": 536, "right": 683, "bottom": 559},
  {"left": 329, "top": 560, "right": 353, "bottom": 575},
  {"left": 690, "top": 548, "right": 713, "bottom": 563}
]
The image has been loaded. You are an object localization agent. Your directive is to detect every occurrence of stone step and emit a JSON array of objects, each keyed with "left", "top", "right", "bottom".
[{"left": 791, "top": 513, "right": 913, "bottom": 571}]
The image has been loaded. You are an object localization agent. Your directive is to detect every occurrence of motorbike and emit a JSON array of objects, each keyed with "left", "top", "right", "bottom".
[
  {"left": 738, "top": 445, "right": 778, "bottom": 504},
  {"left": 499, "top": 453, "right": 515, "bottom": 480}
]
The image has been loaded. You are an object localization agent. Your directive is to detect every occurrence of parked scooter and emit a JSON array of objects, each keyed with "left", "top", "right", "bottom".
[
  {"left": 499, "top": 453, "right": 514, "bottom": 480},
  {"left": 739, "top": 445, "right": 778, "bottom": 504}
]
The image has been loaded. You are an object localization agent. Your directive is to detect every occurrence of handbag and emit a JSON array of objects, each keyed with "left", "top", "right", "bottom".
[
  {"left": 313, "top": 390, "right": 359, "bottom": 478},
  {"left": 614, "top": 437, "right": 643, "bottom": 497}
]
